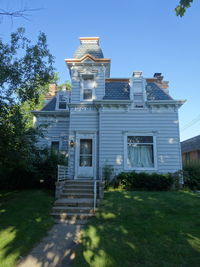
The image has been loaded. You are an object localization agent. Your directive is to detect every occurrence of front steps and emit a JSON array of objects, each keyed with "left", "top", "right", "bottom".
[{"left": 51, "top": 180, "right": 99, "bottom": 223}]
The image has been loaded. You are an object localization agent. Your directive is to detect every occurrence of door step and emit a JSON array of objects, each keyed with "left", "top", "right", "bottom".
[{"left": 52, "top": 179, "right": 99, "bottom": 222}]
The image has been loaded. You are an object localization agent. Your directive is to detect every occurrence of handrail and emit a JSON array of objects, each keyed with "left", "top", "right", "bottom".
[
  {"left": 93, "top": 180, "right": 97, "bottom": 212},
  {"left": 57, "top": 165, "right": 68, "bottom": 182}
]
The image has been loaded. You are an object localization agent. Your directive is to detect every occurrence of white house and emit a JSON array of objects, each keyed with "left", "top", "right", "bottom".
[{"left": 32, "top": 37, "right": 185, "bottom": 181}]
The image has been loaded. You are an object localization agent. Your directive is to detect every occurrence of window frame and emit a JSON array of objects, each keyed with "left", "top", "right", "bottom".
[
  {"left": 51, "top": 140, "right": 60, "bottom": 153},
  {"left": 80, "top": 74, "right": 95, "bottom": 102},
  {"left": 124, "top": 133, "right": 157, "bottom": 171}
]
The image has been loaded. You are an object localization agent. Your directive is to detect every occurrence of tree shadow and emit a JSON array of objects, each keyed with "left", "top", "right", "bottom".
[
  {"left": 0, "top": 190, "right": 56, "bottom": 266},
  {"left": 73, "top": 191, "right": 200, "bottom": 267}
]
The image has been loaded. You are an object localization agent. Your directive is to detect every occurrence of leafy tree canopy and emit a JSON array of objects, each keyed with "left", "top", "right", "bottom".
[
  {"left": 0, "top": 27, "right": 54, "bottom": 104},
  {"left": 175, "top": 0, "right": 194, "bottom": 17}
]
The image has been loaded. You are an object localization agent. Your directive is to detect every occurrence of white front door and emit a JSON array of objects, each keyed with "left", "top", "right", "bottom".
[{"left": 76, "top": 134, "right": 96, "bottom": 179}]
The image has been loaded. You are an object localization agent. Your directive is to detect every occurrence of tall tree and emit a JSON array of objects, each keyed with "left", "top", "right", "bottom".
[
  {"left": 175, "top": 0, "right": 194, "bottom": 17},
  {"left": 0, "top": 28, "right": 55, "bottom": 184}
]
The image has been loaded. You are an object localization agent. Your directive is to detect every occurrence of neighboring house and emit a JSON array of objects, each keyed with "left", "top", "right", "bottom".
[
  {"left": 181, "top": 135, "right": 200, "bottom": 163},
  {"left": 32, "top": 37, "right": 185, "bottom": 180}
]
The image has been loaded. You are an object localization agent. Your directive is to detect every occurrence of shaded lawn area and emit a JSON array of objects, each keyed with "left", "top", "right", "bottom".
[
  {"left": 0, "top": 190, "right": 54, "bottom": 267},
  {"left": 73, "top": 191, "right": 200, "bottom": 267}
]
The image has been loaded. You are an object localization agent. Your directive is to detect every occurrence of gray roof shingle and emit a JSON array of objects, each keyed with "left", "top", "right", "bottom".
[
  {"left": 103, "top": 81, "right": 173, "bottom": 101},
  {"left": 74, "top": 43, "right": 104, "bottom": 59},
  {"left": 146, "top": 83, "right": 172, "bottom": 101},
  {"left": 181, "top": 135, "right": 200, "bottom": 153},
  {"left": 103, "top": 82, "right": 130, "bottom": 100},
  {"left": 42, "top": 97, "right": 56, "bottom": 111}
]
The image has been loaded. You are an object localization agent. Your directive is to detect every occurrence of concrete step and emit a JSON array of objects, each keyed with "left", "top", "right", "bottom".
[
  {"left": 52, "top": 206, "right": 94, "bottom": 214},
  {"left": 63, "top": 185, "right": 93, "bottom": 190},
  {"left": 54, "top": 198, "right": 94, "bottom": 207},
  {"left": 65, "top": 180, "right": 94, "bottom": 184},
  {"left": 60, "top": 193, "right": 94, "bottom": 199},
  {"left": 62, "top": 189, "right": 93, "bottom": 194},
  {"left": 51, "top": 212, "right": 94, "bottom": 220}
]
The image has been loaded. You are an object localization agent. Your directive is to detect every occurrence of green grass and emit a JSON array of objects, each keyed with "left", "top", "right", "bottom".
[
  {"left": 73, "top": 191, "right": 200, "bottom": 267},
  {"left": 0, "top": 190, "right": 54, "bottom": 267}
]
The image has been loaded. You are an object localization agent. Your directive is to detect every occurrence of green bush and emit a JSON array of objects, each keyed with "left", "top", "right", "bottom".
[
  {"left": 183, "top": 162, "right": 200, "bottom": 190},
  {"left": 114, "top": 171, "right": 174, "bottom": 191},
  {"left": 0, "top": 148, "right": 66, "bottom": 190}
]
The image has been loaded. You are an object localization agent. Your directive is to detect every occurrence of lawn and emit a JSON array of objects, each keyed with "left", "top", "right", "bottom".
[
  {"left": 0, "top": 190, "right": 54, "bottom": 267},
  {"left": 73, "top": 191, "right": 200, "bottom": 267}
]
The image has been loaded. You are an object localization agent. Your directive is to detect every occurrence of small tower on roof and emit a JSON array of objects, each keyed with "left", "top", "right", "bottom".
[{"left": 74, "top": 37, "right": 104, "bottom": 59}]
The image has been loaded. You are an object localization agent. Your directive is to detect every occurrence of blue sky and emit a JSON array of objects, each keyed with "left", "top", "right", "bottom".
[{"left": 1, "top": 0, "right": 200, "bottom": 141}]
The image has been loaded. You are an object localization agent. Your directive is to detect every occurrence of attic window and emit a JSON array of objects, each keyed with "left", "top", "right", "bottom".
[{"left": 58, "top": 94, "right": 67, "bottom": 109}]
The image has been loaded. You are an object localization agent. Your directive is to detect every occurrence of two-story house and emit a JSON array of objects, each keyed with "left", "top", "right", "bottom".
[{"left": 32, "top": 37, "right": 185, "bottom": 181}]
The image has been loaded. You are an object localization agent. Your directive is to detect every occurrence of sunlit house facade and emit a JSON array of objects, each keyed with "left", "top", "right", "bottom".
[{"left": 32, "top": 37, "right": 185, "bottom": 180}]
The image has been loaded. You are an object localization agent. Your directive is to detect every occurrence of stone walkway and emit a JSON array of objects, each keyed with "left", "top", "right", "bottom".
[{"left": 17, "top": 221, "right": 86, "bottom": 267}]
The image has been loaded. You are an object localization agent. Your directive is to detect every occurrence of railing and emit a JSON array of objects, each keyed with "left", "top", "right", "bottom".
[
  {"left": 93, "top": 180, "right": 97, "bottom": 212},
  {"left": 57, "top": 165, "right": 68, "bottom": 182}
]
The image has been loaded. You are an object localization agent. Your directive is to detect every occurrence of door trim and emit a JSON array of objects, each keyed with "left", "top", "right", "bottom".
[{"left": 74, "top": 133, "right": 96, "bottom": 179}]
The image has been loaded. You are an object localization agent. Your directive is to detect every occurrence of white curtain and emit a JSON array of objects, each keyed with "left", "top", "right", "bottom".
[{"left": 128, "top": 144, "right": 153, "bottom": 168}]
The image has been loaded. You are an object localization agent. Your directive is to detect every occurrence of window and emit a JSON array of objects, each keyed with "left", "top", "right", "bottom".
[
  {"left": 79, "top": 139, "right": 92, "bottom": 166},
  {"left": 82, "top": 76, "right": 95, "bottom": 101},
  {"left": 134, "top": 93, "right": 144, "bottom": 108},
  {"left": 51, "top": 141, "right": 60, "bottom": 153},
  {"left": 126, "top": 136, "right": 154, "bottom": 168},
  {"left": 58, "top": 94, "right": 67, "bottom": 109}
]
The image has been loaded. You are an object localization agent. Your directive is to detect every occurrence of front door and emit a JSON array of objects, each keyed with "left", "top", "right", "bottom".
[{"left": 76, "top": 134, "right": 96, "bottom": 179}]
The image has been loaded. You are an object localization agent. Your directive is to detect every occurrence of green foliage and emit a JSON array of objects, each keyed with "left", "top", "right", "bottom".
[
  {"left": 57, "top": 80, "right": 71, "bottom": 91},
  {"left": 114, "top": 171, "right": 174, "bottom": 191},
  {"left": 0, "top": 28, "right": 60, "bottom": 189},
  {"left": 35, "top": 149, "right": 67, "bottom": 189},
  {"left": 74, "top": 191, "right": 200, "bottom": 266},
  {"left": 183, "top": 162, "right": 200, "bottom": 190},
  {"left": 0, "top": 28, "right": 54, "bottom": 104},
  {"left": 102, "top": 163, "right": 114, "bottom": 187},
  {"left": 0, "top": 190, "right": 54, "bottom": 267},
  {"left": 175, "top": 0, "right": 194, "bottom": 17},
  {"left": 0, "top": 148, "right": 66, "bottom": 190}
]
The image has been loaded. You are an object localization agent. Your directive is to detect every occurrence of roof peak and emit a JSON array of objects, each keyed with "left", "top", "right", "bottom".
[{"left": 79, "top": 37, "right": 100, "bottom": 45}]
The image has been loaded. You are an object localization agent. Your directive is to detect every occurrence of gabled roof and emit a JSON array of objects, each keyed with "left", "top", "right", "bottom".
[
  {"left": 181, "top": 135, "right": 200, "bottom": 153},
  {"left": 65, "top": 54, "right": 110, "bottom": 63}
]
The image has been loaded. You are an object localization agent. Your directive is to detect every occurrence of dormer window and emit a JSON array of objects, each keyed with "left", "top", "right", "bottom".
[
  {"left": 134, "top": 93, "right": 144, "bottom": 108},
  {"left": 58, "top": 94, "right": 67, "bottom": 109},
  {"left": 81, "top": 74, "right": 95, "bottom": 101},
  {"left": 56, "top": 90, "right": 69, "bottom": 110}
]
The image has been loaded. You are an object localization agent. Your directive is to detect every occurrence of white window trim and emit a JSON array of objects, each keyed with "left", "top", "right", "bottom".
[
  {"left": 124, "top": 132, "right": 157, "bottom": 171},
  {"left": 80, "top": 75, "right": 96, "bottom": 102},
  {"left": 56, "top": 92, "right": 68, "bottom": 110}
]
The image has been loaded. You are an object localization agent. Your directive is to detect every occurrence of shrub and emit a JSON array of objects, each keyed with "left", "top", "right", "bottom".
[
  {"left": 114, "top": 171, "right": 174, "bottom": 191},
  {"left": 0, "top": 148, "right": 66, "bottom": 190},
  {"left": 102, "top": 163, "right": 114, "bottom": 188},
  {"left": 183, "top": 162, "right": 200, "bottom": 190}
]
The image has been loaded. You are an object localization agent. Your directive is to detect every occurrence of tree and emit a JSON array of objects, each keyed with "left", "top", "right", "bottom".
[
  {"left": 175, "top": 0, "right": 194, "bottom": 17},
  {"left": 0, "top": 7, "right": 42, "bottom": 21},
  {"left": 0, "top": 28, "right": 55, "bottom": 188}
]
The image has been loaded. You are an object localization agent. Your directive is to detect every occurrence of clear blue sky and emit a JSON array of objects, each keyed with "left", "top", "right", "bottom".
[{"left": 1, "top": 0, "right": 200, "bottom": 141}]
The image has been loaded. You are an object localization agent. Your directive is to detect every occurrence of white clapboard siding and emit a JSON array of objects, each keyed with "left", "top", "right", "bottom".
[
  {"left": 36, "top": 116, "right": 70, "bottom": 152},
  {"left": 99, "top": 110, "right": 181, "bottom": 174}
]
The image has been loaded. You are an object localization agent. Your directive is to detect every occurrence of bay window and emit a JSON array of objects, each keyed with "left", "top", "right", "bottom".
[{"left": 126, "top": 135, "right": 155, "bottom": 169}]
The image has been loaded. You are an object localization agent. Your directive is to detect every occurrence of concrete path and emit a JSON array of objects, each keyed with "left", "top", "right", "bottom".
[{"left": 17, "top": 221, "right": 86, "bottom": 267}]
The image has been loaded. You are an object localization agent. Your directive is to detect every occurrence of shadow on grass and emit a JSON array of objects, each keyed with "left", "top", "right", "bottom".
[
  {"left": 0, "top": 190, "right": 55, "bottom": 267},
  {"left": 73, "top": 191, "right": 200, "bottom": 267}
]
